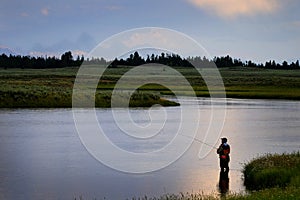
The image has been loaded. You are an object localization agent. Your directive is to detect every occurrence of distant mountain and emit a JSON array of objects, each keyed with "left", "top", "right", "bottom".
[{"left": 0, "top": 46, "right": 17, "bottom": 55}]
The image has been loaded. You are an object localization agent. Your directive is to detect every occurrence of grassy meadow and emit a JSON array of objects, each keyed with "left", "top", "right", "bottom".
[
  {"left": 1, "top": 65, "right": 300, "bottom": 108},
  {"left": 0, "top": 66, "right": 179, "bottom": 108}
]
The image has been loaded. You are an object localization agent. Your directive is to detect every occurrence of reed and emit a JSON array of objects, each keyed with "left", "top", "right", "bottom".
[{"left": 243, "top": 152, "right": 300, "bottom": 190}]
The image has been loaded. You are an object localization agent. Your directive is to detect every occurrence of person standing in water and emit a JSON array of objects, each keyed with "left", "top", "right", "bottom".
[{"left": 217, "top": 137, "right": 230, "bottom": 172}]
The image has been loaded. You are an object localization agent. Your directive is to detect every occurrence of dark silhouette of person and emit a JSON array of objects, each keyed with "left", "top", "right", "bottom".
[
  {"left": 217, "top": 137, "right": 230, "bottom": 172},
  {"left": 218, "top": 170, "right": 229, "bottom": 195}
]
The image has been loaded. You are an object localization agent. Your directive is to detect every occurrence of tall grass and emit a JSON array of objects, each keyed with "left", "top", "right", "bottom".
[{"left": 243, "top": 152, "right": 300, "bottom": 190}]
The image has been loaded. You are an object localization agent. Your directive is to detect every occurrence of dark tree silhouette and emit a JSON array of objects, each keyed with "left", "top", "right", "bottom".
[
  {"left": 0, "top": 51, "right": 299, "bottom": 70},
  {"left": 61, "top": 51, "right": 73, "bottom": 67}
]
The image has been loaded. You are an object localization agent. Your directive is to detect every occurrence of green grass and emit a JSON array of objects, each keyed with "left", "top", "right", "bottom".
[
  {"left": 222, "top": 152, "right": 300, "bottom": 200},
  {"left": 0, "top": 67, "right": 180, "bottom": 108},
  {"left": 0, "top": 88, "right": 178, "bottom": 108},
  {"left": 220, "top": 67, "right": 300, "bottom": 99},
  {"left": 1, "top": 66, "right": 300, "bottom": 108},
  {"left": 243, "top": 152, "right": 300, "bottom": 190}
]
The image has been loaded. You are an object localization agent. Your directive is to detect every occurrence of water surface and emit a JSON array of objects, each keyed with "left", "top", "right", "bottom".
[{"left": 0, "top": 98, "right": 299, "bottom": 199}]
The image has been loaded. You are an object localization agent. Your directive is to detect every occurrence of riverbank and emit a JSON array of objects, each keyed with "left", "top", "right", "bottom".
[
  {"left": 95, "top": 152, "right": 298, "bottom": 200},
  {"left": 234, "top": 152, "right": 300, "bottom": 200},
  {"left": 1, "top": 66, "right": 300, "bottom": 108}
]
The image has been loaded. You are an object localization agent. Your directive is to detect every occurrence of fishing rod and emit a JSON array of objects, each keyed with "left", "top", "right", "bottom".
[
  {"left": 179, "top": 134, "right": 243, "bottom": 171},
  {"left": 160, "top": 129, "right": 218, "bottom": 149},
  {"left": 179, "top": 133, "right": 218, "bottom": 149}
]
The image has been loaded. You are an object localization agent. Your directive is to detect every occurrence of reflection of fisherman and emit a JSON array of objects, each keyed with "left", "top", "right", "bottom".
[
  {"left": 217, "top": 138, "right": 230, "bottom": 172},
  {"left": 219, "top": 170, "right": 229, "bottom": 194}
]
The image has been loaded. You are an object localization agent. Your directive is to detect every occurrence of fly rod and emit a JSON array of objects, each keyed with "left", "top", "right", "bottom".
[{"left": 180, "top": 133, "right": 218, "bottom": 149}]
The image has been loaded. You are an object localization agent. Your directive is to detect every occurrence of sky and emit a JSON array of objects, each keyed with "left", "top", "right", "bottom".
[{"left": 1, "top": 0, "right": 300, "bottom": 63}]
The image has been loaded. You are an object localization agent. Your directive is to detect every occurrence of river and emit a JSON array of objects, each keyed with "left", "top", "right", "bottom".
[{"left": 0, "top": 97, "right": 299, "bottom": 199}]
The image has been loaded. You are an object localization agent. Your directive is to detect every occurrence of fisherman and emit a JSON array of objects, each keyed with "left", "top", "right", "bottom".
[{"left": 217, "top": 137, "right": 230, "bottom": 172}]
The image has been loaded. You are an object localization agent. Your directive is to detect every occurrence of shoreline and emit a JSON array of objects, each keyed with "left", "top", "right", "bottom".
[
  {"left": 1, "top": 95, "right": 300, "bottom": 109},
  {"left": 1, "top": 93, "right": 300, "bottom": 109}
]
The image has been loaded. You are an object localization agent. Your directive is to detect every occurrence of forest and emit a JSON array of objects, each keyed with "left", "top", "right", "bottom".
[{"left": 0, "top": 51, "right": 299, "bottom": 70}]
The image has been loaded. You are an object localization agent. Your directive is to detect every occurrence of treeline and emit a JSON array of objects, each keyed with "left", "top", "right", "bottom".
[
  {"left": 0, "top": 51, "right": 84, "bottom": 69},
  {"left": 110, "top": 52, "right": 300, "bottom": 69},
  {"left": 213, "top": 55, "right": 300, "bottom": 70},
  {"left": 1, "top": 51, "right": 299, "bottom": 70},
  {"left": 109, "top": 51, "right": 191, "bottom": 67}
]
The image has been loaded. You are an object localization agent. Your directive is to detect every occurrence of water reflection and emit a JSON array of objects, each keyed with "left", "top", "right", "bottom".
[{"left": 218, "top": 170, "right": 229, "bottom": 196}]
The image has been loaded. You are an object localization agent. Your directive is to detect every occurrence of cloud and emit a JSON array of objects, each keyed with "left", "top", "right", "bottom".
[
  {"left": 70, "top": 50, "right": 88, "bottom": 57},
  {"left": 187, "top": 0, "right": 280, "bottom": 18},
  {"left": 92, "top": 28, "right": 209, "bottom": 60},
  {"left": 122, "top": 31, "right": 168, "bottom": 49},
  {"left": 29, "top": 32, "right": 95, "bottom": 58},
  {"left": 29, "top": 51, "right": 60, "bottom": 58},
  {"left": 29, "top": 50, "right": 87, "bottom": 58},
  {"left": 20, "top": 12, "right": 29, "bottom": 17},
  {"left": 41, "top": 8, "right": 49, "bottom": 16}
]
